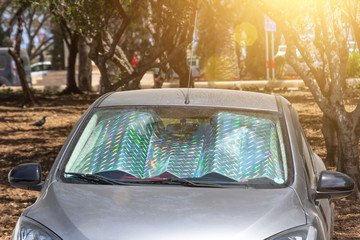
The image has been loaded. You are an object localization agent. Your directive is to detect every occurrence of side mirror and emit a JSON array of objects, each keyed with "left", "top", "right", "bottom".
[
  {"left": 8, "top": 163, "right": 43, "bottom": 191},
  {"left": 315, "top": 171, "right": 354, "bottom": 199}
]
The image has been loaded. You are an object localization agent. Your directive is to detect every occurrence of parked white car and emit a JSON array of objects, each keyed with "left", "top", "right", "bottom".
[{"left": 31, "top": 61, "right": 52, "bottom": 77}]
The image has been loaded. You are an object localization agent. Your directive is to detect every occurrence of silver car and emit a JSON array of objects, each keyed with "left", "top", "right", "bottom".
[{"left": 9, "top": 88, "right": 354, "bottom": 240}]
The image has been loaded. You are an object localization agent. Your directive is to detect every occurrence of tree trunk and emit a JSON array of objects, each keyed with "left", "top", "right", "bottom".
[
  {"left": 337, "top": 125, "right": 360, "bottom": 197},
  {"left": 78, "top": 37, "right": 92, "bottom": 92},
  {"left": 208, "top": 18, "right": 239, "bottom": 82},
  {"left": 98, "top": 68, "right": 110, "bottom": 94},
  {"left": 89, "top": 33, "right": 113, "bottom": 94},
  {"left": 170, "top": 50, "right": 194, "bottom": 88},
  {"left": 154, "top": 66, "right": 171, "bottom": 88},
  {"left": 62, "top": 33, "right": 82, "bottom": 94},
  {"left": 8, "top": 15, "right": 36, "bottom": 106},
  {"left": 50, "top": 24, "right": 65, "bottom": 70},
  {"left": 123, "top": 75, "right": 142, "bottom": 90},
  {"left": 9, "top": 49, "right": 36, "bottom": 106},
  {"left": 97, "top": 56, "right": 113, "bottom": 94},
  {"left": 321, "top": 114, "right": 338, "bottom": 167}
]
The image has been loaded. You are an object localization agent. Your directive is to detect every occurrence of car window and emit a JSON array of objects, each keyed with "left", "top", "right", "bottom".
[
  {"left": 0, "top": 55, "right": 6, "bottom": 70},
  {"left": 44, "top": 64, "right": 52, "bottom": 71},
  {"left": 32, "top": 65, "right": 41, "bottom": 71},
  {"left": 299, "top": 131, "right": 317, "bottom": 187},
  {"left": 290, "top": 107, "right": 316, "bottom": 187},
  {"left": 65, "top": 107, "right": 288, "bottom": 186}
]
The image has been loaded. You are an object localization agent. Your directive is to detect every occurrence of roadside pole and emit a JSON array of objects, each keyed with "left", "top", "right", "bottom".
[
  {"left": 265, "top": 31, "right": 270, "bottom": 80},
  {"left": 264, "top": 15, "right": 276, "bottom": 80},
  {"left": 271, "top": 32, "right": 275, "bottom": 80}
]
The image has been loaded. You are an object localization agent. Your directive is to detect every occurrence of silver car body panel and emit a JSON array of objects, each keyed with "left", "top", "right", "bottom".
[
  {"left": 28, "top": 182, "right": 306, "bottom": 240},
  {"left": 22, "top": 89, "right": 332, "bottom": 240},
  {"left": 99, "top": 88, "right": 279, "bottom": 112}
]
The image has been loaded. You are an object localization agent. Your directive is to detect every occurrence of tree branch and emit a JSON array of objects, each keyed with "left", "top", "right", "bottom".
[
  {"left": 102, "top": 30, "right": 133, "bottom": 73},
  {"left": 31, "top": 37, "right": 55, "bottom": 60},
  {"left": 283, "top": 30, "right": 337, "bottom": 120},
  {"left": 0, "top": 0, "right": 12, "bottom": 17},
  {"left": 59, "top": 19, "right": 71, "bottom": 48},
  {"left": 103, "top": 1, "right": 130, "bottom": 60},
  {"left": 32, "top": 12, "right": 52, "bottom": 41}
]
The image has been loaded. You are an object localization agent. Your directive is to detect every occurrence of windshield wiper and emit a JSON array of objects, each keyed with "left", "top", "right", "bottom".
[
  {"left": 64, "top": 172, "right": 225, "bottom": 188},
  {"left": 64, "top": 172, "right": 131, "bottom": 185},
  {"left": 137, "top": 178, "right": 225, "bottom": 188}
]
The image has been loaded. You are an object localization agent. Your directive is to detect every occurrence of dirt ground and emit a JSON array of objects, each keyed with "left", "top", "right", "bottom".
[{"left": 0, "top": 89, "right": 359, "bottom": 239}]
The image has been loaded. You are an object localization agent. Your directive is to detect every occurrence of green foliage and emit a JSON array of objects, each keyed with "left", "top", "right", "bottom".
[
  {"left": 47, "top": 0, "right": 114, "bottom": 36},
  {"left": 48, "top": 22, "right": 64, "bottom": 70},
  {"left": 30, "top": 88, "right": 43, "bottom": 94},
  {"left": 0, "top": 88, "right": 13, "bottom": 93},
  {"left": 347, "top": 52, "right": 360, "bottom": 78}
]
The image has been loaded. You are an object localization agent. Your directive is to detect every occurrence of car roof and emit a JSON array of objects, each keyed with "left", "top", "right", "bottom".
[
  {"left": 31, "top": 61, "right": 51, "bottom": 67},
  {"left": 0, "top": 47, "right": 27, "bottom": 52},
  {"left": 0, "top": 48, "right": 11, "bottom": 56},
  {"left": 98, "top": 88, "right": 281, "bottom": 112}
]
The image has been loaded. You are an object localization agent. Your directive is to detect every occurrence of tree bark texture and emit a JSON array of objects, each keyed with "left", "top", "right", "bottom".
[
  {"left": 62, "top": 33, "right": 82, "bottom": 94},
  {"left": 198, "top": 1, "right": 239, "bottom": 82},
  {"left": 336, "top": 123, "right": 360, "bottom": 197},
  {"left": 170, "top": 49, "right": 194, "bottom": 88},
  {"left": 8, "top": 14, "right": 36, "bottom": 106},
  {"left": 153, "top": 63, "right": 171, "bottom": 88},
  {"left": 321, "top": 115, "right": 338, "bottom": 167},
  {"left": 214, "top": 20, "right": 239, "bottom": 81},
  {"left": 78, "top": 37, "right": 92, "bottom": 92}
]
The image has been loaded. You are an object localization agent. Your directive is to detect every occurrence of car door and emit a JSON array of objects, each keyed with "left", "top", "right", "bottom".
[
  {"left": 290, "top": 107, "right": 333, "bottom": 239},
  {"left": 300, "top": 129, "right": 334, "bottom": 236}
]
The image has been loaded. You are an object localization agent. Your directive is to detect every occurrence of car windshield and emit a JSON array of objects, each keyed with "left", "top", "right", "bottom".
[{"left": 64, "top": 107, "right": 288, "bottom": 187}]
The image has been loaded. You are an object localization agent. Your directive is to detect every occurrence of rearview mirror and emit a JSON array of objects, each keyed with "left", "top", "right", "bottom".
[
  {"left": 8, "top": 163, "right": 43, "bottom": 191},
  {"left": 315, "top": 171, "right": 354, "bottom": 199}
]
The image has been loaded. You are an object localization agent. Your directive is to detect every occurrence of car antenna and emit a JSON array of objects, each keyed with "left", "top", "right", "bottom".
[{"left": 185, "top": 9, "right": 198, "bottom": 105}]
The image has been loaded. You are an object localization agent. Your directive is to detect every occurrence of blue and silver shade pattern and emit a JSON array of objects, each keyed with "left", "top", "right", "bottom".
[{"left": 65, "top": 108, "right": 287, "bottom": 183}]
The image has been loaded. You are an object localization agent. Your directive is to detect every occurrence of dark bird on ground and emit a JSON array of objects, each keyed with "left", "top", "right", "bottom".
[{"left": 31, "top": 116, "right": 46, "bottom": 127}]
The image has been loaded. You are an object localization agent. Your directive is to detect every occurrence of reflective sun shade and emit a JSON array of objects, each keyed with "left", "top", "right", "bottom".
[{"left": 65, "top": 107, "right": 287, "bottom": 183}]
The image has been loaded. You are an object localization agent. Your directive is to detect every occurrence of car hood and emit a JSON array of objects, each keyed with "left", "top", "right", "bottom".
[{"left": 27, "top": 182, "right": 306, "bottom": 240}]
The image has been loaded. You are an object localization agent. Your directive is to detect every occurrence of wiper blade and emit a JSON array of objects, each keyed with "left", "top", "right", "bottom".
[
  {"left": 64, "top": 172, "right": 130, "bottom": 185},
  {"left": 65, "top": 172, "right": 225, "bottom": 188},
  {"left": 170, "top": 178, "right": 225, "bottom": 188},
  {"left": 140, "top": 178, "right": 225, "bottom": 188}
]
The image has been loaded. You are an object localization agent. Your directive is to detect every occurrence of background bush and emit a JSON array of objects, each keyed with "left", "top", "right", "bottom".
[{"left": 347, "top": 52, "right": 360, "bottom": 78}]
